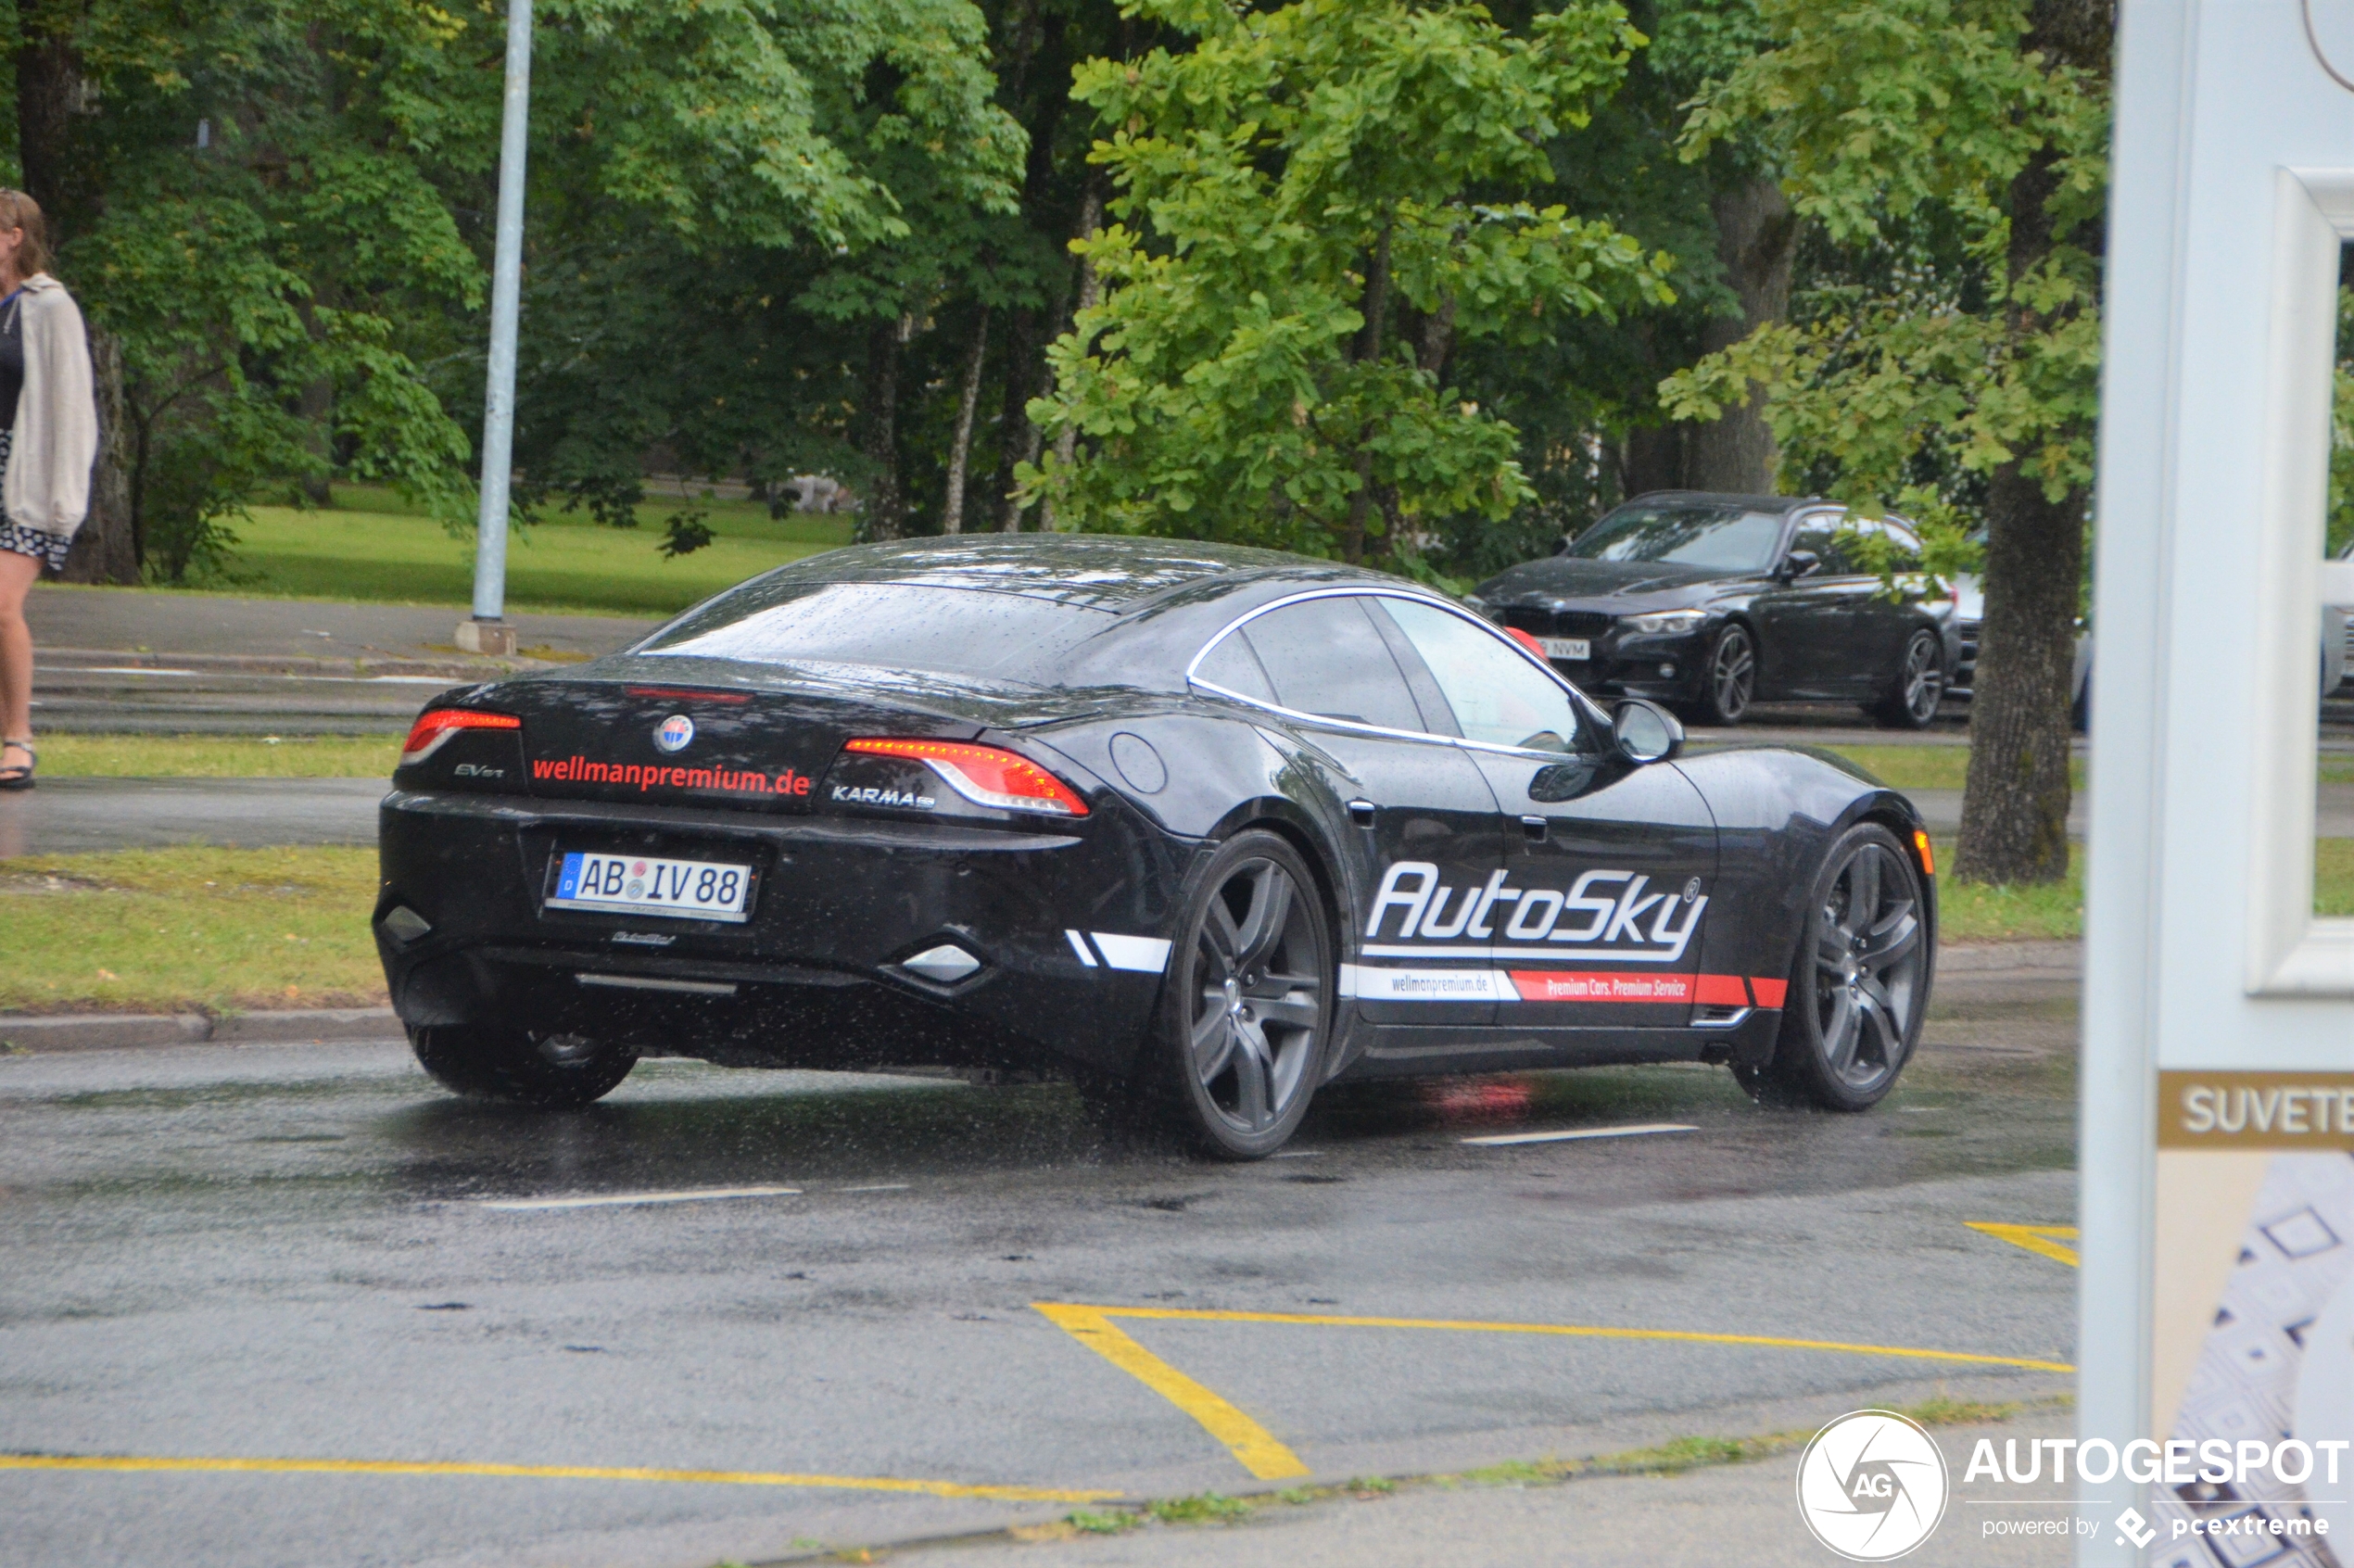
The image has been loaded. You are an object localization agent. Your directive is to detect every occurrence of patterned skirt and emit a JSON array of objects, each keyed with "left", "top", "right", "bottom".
[{"left": 0, "top": 430, "right": 67, "bottom": 572}]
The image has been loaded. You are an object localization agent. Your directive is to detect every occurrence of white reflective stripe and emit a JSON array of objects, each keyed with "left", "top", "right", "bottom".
[
  {"left": 1360, "top": 943, "right": 1686, "bottom": 964},
  {"left": 1090, "top": 933, "right": 1172, "bottom": 973},
  {"left": 1461, "top": 1124, "right": 1697, "bottom": 1147},
  {"left": 1064, "top": 929, "right": 1099, "bottom": 967},
  {"left": 1344, "top": 967, "right": 1513, "bottom": 1003}
]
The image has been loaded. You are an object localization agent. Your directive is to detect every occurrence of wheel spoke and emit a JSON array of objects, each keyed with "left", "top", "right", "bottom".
[
  {"left": 1822, "top": 990, "right": 1861, "bottom": 1077},
  {"left": 1846, "top": 851, "right": 1881, "bottom": 934},
  {"left": 1202, "top": 897, "right": 1242, "bottom": 973},
  {"left": 1816, "top": 928, "right": 1851, "bottom": 969},
  {"left": 1232, "top": 866, "right": 1295, "bottom": 971},
  {"left": 1232, "top": 1022, "right": 1273, "bottom": 1130},
  {"left": 1861, "top": 906, "right": 1919, "bottom": 967},
  {"left": 1854, "top": 982, "right": 1902, "bottom": 1066},
  {"left": 1252, "top": 989, "right": 1321, "bottom": 1033}
]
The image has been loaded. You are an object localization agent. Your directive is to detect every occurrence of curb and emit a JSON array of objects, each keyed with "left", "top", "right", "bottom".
[{"left": 0, "top": 1006, "right": 401, "bottom": 1054}]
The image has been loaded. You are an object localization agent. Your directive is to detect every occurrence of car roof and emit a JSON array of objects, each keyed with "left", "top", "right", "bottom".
[
  {"left": 1615, "top": 490, "right": 1828, "bottom": 515},
  {"left": 757, "top": 534, "right": 1407, "bottom": 613}
]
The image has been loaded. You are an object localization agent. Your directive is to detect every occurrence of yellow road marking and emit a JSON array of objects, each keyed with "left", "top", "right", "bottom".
[
  {"left": 1031, "top": 1304, "right": 1311, "bottom": 1480},
  {"left": 0, "top": 1453, "right": 1118, "bottom": 1504},
  {"left": 1966, "top": 1221, "right": 2082, "bottom": 1268},
  {"left": 1036, "top": 1300, "right": 2073, "bottom": 1479}
]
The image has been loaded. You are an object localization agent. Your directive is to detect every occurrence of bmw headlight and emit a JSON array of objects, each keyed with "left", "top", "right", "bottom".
[{"left": 1619, "top": 609, "right": 1707, "bottom": 636}]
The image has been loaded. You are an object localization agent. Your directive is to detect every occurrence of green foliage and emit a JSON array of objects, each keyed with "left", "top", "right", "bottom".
[
  {"left": 1019, "top": 0, "right": 1676, "bottom": 560},
  {"left": 2333, "top": 286, "right": 2354, "bottom": 559},
  {"left": 658, "top": 509, "right": 715, "bottom": 558},
  {"left": 1660, "top": 0, "right": 2107, "bottom": 575}
]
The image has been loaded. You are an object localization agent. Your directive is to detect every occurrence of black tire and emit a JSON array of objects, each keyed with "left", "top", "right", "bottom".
[
  {"left": 1134, "top": 829, "right": 1334, "bottom": 1159},
  {"left": 410, "top": 1022, "right": 639, "bottom": 1107},
  {"left": 1687, "top": 623, "right": 1755, "bottom": 727},
  {"left": 1734, "top": 823, "right": 1929, "bottom": 1112},
  {"left": 1870, "top": 628, "right": 1945, "bottom": 729}
]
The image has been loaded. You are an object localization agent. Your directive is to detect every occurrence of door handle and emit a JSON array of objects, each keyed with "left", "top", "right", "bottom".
[
  {"left": 1347, "top": 800, "right": 1377, "bottom": 827},
  {"left": 1521, "top": 816, "right": 1548, "bottom": 843}
]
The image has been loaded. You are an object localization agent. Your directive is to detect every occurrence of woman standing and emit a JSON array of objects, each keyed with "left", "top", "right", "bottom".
[{"left": 0, "top": 190, "right": 97, "bottom": 790}]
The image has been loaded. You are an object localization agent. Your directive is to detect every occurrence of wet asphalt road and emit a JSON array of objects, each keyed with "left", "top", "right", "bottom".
[{"left": 0, "top": 962, "right": 2080, "bottom": 1568}]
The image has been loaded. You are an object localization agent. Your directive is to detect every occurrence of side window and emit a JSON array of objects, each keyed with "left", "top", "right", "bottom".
[
  {"left": 1790, "top": 514, "right": 1854, "bottom": 575},
  {"left": 1376, "top": 599, "right": 1580, "bottom": 752},
  {"left": 1193, "top": 632, "right": 1277, "bottom": 702},
  {"left": 1234, "top": 597, "right": 1426, "bottom": 732},
  {"left": 1857, "top": 518, "right": 1925, "bottom": 573}
]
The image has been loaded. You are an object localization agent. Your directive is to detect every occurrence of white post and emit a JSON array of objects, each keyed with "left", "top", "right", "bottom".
[{"left": 459, "top": 0, "right": 533, "bottom": 658}]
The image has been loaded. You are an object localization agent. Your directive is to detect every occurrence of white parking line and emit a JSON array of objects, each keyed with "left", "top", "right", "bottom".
[
  {"left": 476, "top": 1185, "right": 801, "bottom": 1211},
  {"left": 834, "top": 1183, "right": 911, "bottom": 1193},
  {"left": 1459, "top": 1123, "right": 1698, "bottom": 1147}
]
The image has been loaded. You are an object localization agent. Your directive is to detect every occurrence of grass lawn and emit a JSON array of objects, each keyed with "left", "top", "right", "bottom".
[
  {"left": 197, "top": 483, "right": 854, "bottom": 617},
  {"left": 35, "top": 733, "right": 399, "bottom": 778},
  {"left": 1937, "top": 839, "right": 2354, "bottom": 940},
  {"left": 0, "top": 847, "right": 384, "bottom": 1015}
]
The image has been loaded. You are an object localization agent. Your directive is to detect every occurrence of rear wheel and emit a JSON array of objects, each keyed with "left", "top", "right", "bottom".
[
  {"left": 1138, "top": 830, "right": 1333, "bottom": 1159},
  {"left": 410, "top": 1022, "right": 638, "bottom": 1107},
  {"left": 1735, "top": 823, "right": 1928, "bottom": 1111},
  {"left": 1871, "top": 629, "right": 1945, "bottom": 729},
  {"left": 1687, "top": 624, "right": 1754, "bottom": 727}
]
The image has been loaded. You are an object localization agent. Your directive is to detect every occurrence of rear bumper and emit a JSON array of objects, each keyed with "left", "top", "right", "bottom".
[{"left": 373, "top": 789, "right": 1196, "bottom": 1075}]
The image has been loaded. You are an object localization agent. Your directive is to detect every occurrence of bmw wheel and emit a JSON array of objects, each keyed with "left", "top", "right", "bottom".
[
  {"left": 1736, "top": 823, "right": 1928, "bottom": 1111},
  {"left": 1145, "top": 830, "right": 1333, "bottom": 1159},
  {"left": 410, "top": 1022, "right": 639, "bottom": 1107},
  {"left": 1871, "top": 629, "right": 1945, "bottom": 730},
  {"left": 1690, "top": 624, "right": 1755, "bottom": 727}
]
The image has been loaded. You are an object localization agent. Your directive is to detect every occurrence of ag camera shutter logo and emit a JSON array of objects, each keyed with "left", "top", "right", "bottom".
[
  {"left": 654, "top": 714, "right": 694, "bottom": 753},
  {"left": 1795, "top": 1410, "right": 1950, "bottom": 1561}
]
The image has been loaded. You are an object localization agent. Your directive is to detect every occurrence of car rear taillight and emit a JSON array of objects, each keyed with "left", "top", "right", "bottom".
[
  {"left": 402, "top": 708, "right": 522, "bottom": 765},
  {"left": 843, "top": 739, "right": 1090, "bottom": 816}
]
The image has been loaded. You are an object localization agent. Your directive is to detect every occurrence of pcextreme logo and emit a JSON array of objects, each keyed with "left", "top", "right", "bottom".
[{"left": 1796, "top": 1410, "right": 1950, "bottom": 1562}]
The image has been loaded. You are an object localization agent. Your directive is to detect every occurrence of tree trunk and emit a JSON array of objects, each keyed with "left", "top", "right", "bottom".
[
  {"left": 993, "top": 305, "right": 1038, "bottom": 531},
  {"left": 1620, "top": 424, "right": 1683, "bottom": 500},
  {"left": 1682, "top": 176, "right": 1797, "bottom": 494},
  {"left": 856, "top": 314, "right": 909, "bottom": 543},
  {"left": 1341, "top": 221, "right": 1394, "bottom": 564},
  {"left": 1953, "top": 0, "right": 2108, "bottom": 886},
  {"left": 1040, "top": 179, "right": 1105, "bottom": 533},
  {"left": 57, "top": 325, "right": 134, "bottom": 583},
  {"left": 940, "top": 307, "right": 991, "bottom": 535},
  {"left": 14, "top": 4, "right": 84, "bottom": 236}
]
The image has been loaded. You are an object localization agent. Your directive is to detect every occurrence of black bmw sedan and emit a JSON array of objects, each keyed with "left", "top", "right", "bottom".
[
  {"left": 378, "top": 536, "right": 1936, "bottom": 1158},
  {"left": 1465, "top": 492, "right": 1964, "bottom": 728}
]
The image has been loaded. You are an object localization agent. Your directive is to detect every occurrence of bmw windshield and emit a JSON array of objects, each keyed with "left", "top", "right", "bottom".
[{"left": 1567, "top": 502, "right": 1786, "bottom": 573}]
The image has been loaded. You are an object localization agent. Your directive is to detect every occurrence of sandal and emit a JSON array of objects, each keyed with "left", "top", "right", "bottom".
[{"left": 0, "top": 738, "right": 33, "bottom": 791}]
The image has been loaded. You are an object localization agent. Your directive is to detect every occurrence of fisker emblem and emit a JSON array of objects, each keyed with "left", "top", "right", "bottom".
[{"left": 654, "top": 714, "right": 694, "bottom": 752}]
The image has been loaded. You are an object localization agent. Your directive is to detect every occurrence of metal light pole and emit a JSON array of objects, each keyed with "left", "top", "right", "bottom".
[{"left": 458, "top": 0, "right": 533, "bottom": 657}]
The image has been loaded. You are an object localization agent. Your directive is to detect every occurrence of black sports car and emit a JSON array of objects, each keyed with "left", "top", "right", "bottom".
[
  {"left": 377, "top": 536, "right": 1938, "bottom": 1157},
  {"left": 1466, "top": 492, "right": 1964, "bottom": 729}
]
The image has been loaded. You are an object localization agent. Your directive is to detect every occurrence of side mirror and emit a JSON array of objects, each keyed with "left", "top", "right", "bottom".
[
  {"left": 1778, "top": 549, "right": 1820, "bottom": 582},
  {"left": 1612, "top": 699, "right": 1684, "bottom": 765}
]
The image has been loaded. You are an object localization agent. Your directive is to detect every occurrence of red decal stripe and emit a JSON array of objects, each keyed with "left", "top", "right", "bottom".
[
  {"left": 1508, "top": 971, "right": 1694, "bottom": 1004},
  {"left": 1749, "top": 977, "right": 1789, "bottom": 1009},
  {"left": 1694, "top": 973, "right": 1749, "bottom": 1006}
]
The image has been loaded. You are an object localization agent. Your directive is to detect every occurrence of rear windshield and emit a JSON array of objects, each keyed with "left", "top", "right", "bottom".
[
  {"left": 1568, "top": 502, "right": 1787, "bottom": 572},
  {"left": 639, "top": 580, "right": 1111, "bottom": 679}
]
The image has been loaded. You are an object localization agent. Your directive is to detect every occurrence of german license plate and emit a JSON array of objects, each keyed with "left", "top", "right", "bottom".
[
  {"left": 547, "top": 852, "right": 753, "bottom": 921},
  {"left": 1539, "top": 637, "right": 1590, "bottom": 661}
]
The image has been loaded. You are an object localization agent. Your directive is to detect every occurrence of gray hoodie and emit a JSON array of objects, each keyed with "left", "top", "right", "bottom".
[{"left": 6, "top": 272, "right": 95, "bottom": 539}]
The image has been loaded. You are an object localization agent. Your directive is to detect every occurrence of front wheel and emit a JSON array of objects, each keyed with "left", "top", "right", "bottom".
[
  {"left": 410, "top": 1022, "right": 639, "bottom": 1107},
  {"left": 1871, "top": 628, "right": 1945, "bottom": 729},
  {"left": 1139, "top": 830, "right": 1334, "bottom": 1159},
  {"left": 1735, "top": 823, "right": 1929, "bottom": 1111},
  {"left": 1687, "top": 624, "right": 1755, "bottom": 727}
]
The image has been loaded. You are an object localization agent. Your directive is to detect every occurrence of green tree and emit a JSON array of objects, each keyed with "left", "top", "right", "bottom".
[
  {"left": 1019, "top": 0, "right": 1676, "bottom": 563},
  {"left": 1662, "top": 0, "right": 2108, "bottom": 884}
]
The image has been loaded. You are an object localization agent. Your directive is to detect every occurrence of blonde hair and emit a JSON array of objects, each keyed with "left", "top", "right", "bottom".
[{"left": 0, "top": 190, "right": 52, "bottom": 276}]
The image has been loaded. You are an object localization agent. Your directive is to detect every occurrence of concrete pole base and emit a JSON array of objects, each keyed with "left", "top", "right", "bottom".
[{"left": 456, "top": 618, "right": 517, "bottom": 656}]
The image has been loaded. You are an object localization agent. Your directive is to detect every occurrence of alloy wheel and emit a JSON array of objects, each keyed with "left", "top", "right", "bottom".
[
  {"left": 1709, "top": 627, "right": 1754, "bottom": 723},
  {"left": 1900, "top": 633, "right": 1943, "bottom": 724},
  {"left": 1808, "top": 841, "right": 1924, "bottom": 1093},
  {"left": 1183, "top": 856, "right": 1324, "bottom": 1137}
]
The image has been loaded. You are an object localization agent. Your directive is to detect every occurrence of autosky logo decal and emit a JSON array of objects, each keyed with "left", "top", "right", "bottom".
[
  {"left": 1364, "top": 861, "right": 1706, "bottom": 963},
  {"left": 1796, "top": 1410, "right": 1949, "bottom": 1561},
  {"left": 654, "top": 714, "right": 695, "bottom": 752}
]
